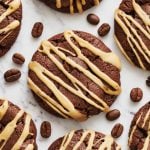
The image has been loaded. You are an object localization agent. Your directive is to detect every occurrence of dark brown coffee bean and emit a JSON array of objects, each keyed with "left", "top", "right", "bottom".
[
  {"left": 146, "top": 76, "right": 150, "bottom": 87},
  {"left": 12, "top": 53, "right": 25, "bottom": 65},
  {"left": 98, "top": 23, "right": 110, "bottom": 36},
  {"left": 4, "top": 69, "right": 21, "bottom": 82},
  {"left": 40, "top": 121, "right": 51, "bottom": 138},
  {"left": 87, "top": 14, "right": 100, "bottom": 25},
  {"left": 32, "top": 22, "right": 43, "bottom": 38},
  {"left": 130, "top": 88, "right": 143, "bottom": 102},
  {"left": 111, "top": 123, "right": 124, "bottom": 138},
  {"left": 106, "top": 109, "right": 120, "bottom": 121}
]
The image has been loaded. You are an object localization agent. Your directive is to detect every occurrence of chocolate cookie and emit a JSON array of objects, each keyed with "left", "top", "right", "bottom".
[
  {"left": 48, "top": 129, "right": 121, "bottom": 150},
  {"left": 0, "top": 0, "right": 22, "bottom": 57},
  {"left": 0, "top": 99, "right": 37, "bottom": 149},
  {"left": 28, "top": 30, "right": 121, "bottom": 121},
  {"left": 114, "top": 0, "right": 150, "bottom": 70},
  {"left": 128, "top": 101, "right": 150, "bottom": 150},
  {"left": 39, "top": 0, "right": 102, "bottom": 14}
]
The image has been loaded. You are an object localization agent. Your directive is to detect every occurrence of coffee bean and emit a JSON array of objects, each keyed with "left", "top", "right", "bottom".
[
  {"left": 40, "top": 121, "right": 51, "bottom": 138},
  {"left": 4, "top": 69, "right": 21, "bottom": 82},
  {"left": 106, "top": 109, "right": 120, "bottom": 121},
  {"left": 32, "top": 22, "right": 43, "bottom": 38},
  {"left": 12, "top": 53, "right": 25, "bottom": 65},
  {"left": 146, "top": 76, "right": 150, "bottom": 87},
  {"left": 111, "top": 123, "right": 124, "bottom": 138},
  {"left": 87, "top": 14, "right": 100, "bottom": 25},
  {"left": 98, "top": 23, "right": 110, "bottom": 36},
  {"left": 130, "top": 88, "right": 143, "bottom": 102}
]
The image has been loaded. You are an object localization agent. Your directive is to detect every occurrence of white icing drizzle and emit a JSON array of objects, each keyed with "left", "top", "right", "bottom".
[
  {"left": 0, "top": 0, "right": 21, "bottom": 36},
  {"left": 0, "top": 100, "right": 35, "bottom": 149},
  {"left": 129, "top": 104, "right": 150, "bottom": 149},
  {"left": 115, "top": 0, "right": 150, "bottom": 70},
  {"left": 28, "top": 30, "right": 121, "bottom": 121},
  {"left": 59, "top": 130, "right": 121, "bottom": 149},
  {"left": 56, "top": 0, "right": 100, "bottom": 13}
]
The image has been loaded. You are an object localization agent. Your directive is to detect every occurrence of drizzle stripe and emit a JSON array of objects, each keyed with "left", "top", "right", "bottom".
[
  {"left": 12, "top": 114, "right": 32, "bottom": 150},
  {"left": 0, "top": 110, "right": 24, "bottom": 148},
  {"left": 59, "top": 130, "right": 121, "bottom": 149},
  {"left": 28, "top": 78, "right": 86, "bottom": 121},
  {"left": 0, "top": 0, "right": 20, "bottom": 35},
  {"left": 129, "top": 104, "right": 150, "bottom": 149},
  {"left": 0, "top": 100, "right": 8, "bottom": 120},
  {"left": 115, "top": 0, "right": 150, "bottom": 70},
  {"left": 56, "top": 0, "right": 100, "bottom": 13},
  {"left": 29, "top": 61, "right": 108, "bottom": 111}
]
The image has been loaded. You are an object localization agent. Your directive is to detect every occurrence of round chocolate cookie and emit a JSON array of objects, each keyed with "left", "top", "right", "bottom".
[
  {"left": 0, "top": 0, "right": 22, "bottom": 57},
  {"left": 39, "top": 0, "right": 102, "bottom": 14},
  {"left": 128, "top": 101, "right": 150, "bottom": 150},
  {"left": 0, "top": 99, "right": 37, "bottom": 149},
  {"left": 28, "top": 30, "right": 121, "bottom": 121},
  {"left": 48, "top": 129, "right": 121, "bottom": 150},
  {"left": 114, "top": 0, "right": 150, "bottom": 70}
]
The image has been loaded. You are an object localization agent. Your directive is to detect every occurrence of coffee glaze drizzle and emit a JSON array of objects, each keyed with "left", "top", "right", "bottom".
[
  {"left": 115, "top": 0, "right": 150, "bottom": 70},
  {"left": 59, "top": 130, "right": 121, "bottom": 150},
  {"left": 0, "top": 0, "right": 21, "bottom": 39},
  {"left": 0, "top": 100, "right": 35, "bottom": 150},
  {"left": 28, "top": 30, "right": 121, "bottom": 121},
  {"left": 56, "top": 0, "right": 100, "bottom": 13},
  {"left": 128, "top": 102, "right": 150, "bottom": 150}
]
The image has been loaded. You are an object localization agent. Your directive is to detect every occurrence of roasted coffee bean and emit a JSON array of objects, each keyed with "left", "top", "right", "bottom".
[
  {"left": 106, "top": 109, "right": 120, "bottom": 121},
  {"left": 130, "top": 88, "right": 143, "bottom": 102},
  {"left": 40, "top": 121, "right": 51, "bottom": 138},
  {"left": 87, "top": 14, "right": 100, "bottom": 25},
  {"left": 98, "top": 23, "right": 110, "bottom": 36},
  {"left": 146, "top": 76, "right": 150, "bottom": 87},
  {"left": 4, "top": 69, "right": 21, "bottom": 82},
  {"left": 32, "top": 22, "right": 43, "bottom": 38},
  {"left": 12, "top": 53, "right": 25, "bottom": 65},
  {"left": 111, "top": 123, "right": 124, "bottom": 138}
]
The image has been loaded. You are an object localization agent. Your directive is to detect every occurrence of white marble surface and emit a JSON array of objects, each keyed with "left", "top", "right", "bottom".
[{"left": 0, "top": 0, "right": 149, "bottom": 149}]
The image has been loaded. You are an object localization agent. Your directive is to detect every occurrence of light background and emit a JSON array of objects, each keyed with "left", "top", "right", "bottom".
[{"left": 0, "top": 0, "right": 149, "bottom": 149}]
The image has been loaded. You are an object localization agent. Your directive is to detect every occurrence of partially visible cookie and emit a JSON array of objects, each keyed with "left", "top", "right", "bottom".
[
  {"left": 128, "top": 102, "right": 150, "bottom": 150},
  {"left": 114, "top": 0, "right": 150, "bottom": 70},
  {"left": 48, "top": 129, "right": 121, "bottom": 150},
  {"left": 28, "top": 30, "right": 121, "bottom": 121},
  {"left": 39, "top": 0, "right": 102, "bottom": 14},
  {"left": 0, "top": 99, "right": 37, "bottom": 149},
  {"left": 0, "top": 0, "right": 22, "bottom": 57}
]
